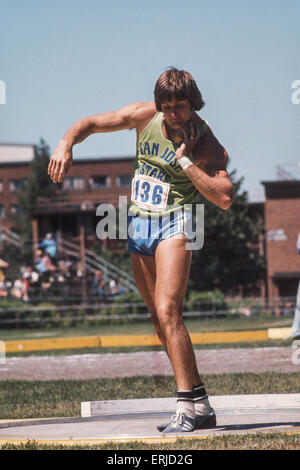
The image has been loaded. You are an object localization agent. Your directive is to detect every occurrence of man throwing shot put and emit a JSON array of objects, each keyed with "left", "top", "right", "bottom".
[{"left": 48, "top": 68, "right": 233, "bottom": 432}]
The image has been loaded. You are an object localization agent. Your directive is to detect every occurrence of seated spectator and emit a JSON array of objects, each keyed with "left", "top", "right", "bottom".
[
  {"left": 58, "top": 256, "right": 72, "bottom": 279},
  {"left": 19, "top": 261, "right": 28, "bottom": 277},
  {"left": 35, "top": 250, "right": 46, "bottom": 273},
  {"left": 115, "top": 277, "right": 125, "bottom": 296},
  {"left": 99, "top": 278, "right": 109, "bottom": 302},
  {"left": 92, "top": 270, "right": 109, "bottom": 300},
  {"left": 11, "top": 278, "right": 25, "bottom": 299},
  {"left": 42, "top": 252, "right": 56, "bottom": 272},
  {"left": 22, "top": 266, "right": 40, "bottom": 299},
  {"left": 40, "top": 271, "right": 52, "bottom": 294},
  {"left": 23, "top": 265, "right": 39, "bottom": 283},
  {"left": 92, "top": 270, "right": 103, "bottom": 295},
  {"left": 57, "top": 273, "right": 65, "bottom": 284},
  {"left": 109, "top": 279, "right": 124, "bottom": 298},
  {"left": 39, "top": 233, "right": 57, "bottom": 258}
]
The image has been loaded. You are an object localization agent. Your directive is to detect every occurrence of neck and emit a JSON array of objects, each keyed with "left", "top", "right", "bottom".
[{"left": 162, "top": 118, "right": 184, "bottom": 144}]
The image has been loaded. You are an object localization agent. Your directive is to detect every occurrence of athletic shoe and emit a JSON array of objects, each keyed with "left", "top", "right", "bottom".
[
  {"left": 194, "top": 409, "right": 217, "bottom": 429},
  {"left": 157, "top": 409, "right": 216, "bottom": 432},
  {"left": 157, "top": 412, "right": 195, "bottom": 433}
]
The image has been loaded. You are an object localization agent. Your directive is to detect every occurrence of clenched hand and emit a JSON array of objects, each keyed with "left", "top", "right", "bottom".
[
  {"left": 48, "top": 140, "right": 73, "bottom": 184},
  {"left": 175, "top": 122, "right": 201, "bottom": 160}
]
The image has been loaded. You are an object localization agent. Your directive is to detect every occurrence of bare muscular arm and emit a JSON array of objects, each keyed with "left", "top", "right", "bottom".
[
  {"left": 48, "top": 102, "right": 155, "bottom": 183},
  {"left": 176, "top": 123, "right": 233, "bottom": 210}
]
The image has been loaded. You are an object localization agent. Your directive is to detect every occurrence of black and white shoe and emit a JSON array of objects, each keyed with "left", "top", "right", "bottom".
[
  {"left": 194, "top": 409, "right": 216, "bottom": 429},
  {"left": 157, "top": 409, "right": 216, "bottom": 432},
  {"left": 157, "top": 412, "right": 195, "bottom": 433}
]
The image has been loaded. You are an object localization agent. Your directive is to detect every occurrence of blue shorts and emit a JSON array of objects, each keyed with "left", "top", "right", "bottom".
[{"left": 127, "top": 208, "right": 195, "bottom": 257}]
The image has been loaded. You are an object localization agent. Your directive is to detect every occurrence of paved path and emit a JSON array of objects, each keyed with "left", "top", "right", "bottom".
[
  {"left": 1, "top": 346, "right": 299, "bottom": 380},
  {"left": 0, "top": 395, "right": 300, "bottom": 444}
]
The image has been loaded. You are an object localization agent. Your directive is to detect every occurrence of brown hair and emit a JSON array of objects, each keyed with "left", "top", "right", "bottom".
[{"left": 154, "top": 67, "right": 205, "bottom": 111}]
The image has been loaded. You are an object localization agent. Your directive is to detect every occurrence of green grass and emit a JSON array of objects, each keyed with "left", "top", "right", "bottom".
[
  {"left": 1, "top": 433, "right": 300, "bottom": 450},
  {"left": 0, "top": 314, "right": 293, "bottom": 342},
  {"left": 1, "top": 372, "right": 299, "bottom": 420},
  {"left": 1, "top": 314, "right": 293, "bottom": 358},
  {"left": 1, "top": 312, "right": 293, "bottom": 357}
]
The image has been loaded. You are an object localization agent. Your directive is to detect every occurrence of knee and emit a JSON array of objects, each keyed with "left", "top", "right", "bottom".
[{"left": 156, "top": 301, "right": 183, "bottom": 334}]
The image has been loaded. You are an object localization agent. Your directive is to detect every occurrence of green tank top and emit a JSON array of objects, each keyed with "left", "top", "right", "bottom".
[{"left": 129, "top": 112, "right": 208, "bottom": 216}]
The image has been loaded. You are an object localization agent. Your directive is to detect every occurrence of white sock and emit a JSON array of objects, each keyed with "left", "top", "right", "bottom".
[
  {"left": 176, "top": 400, "right": 195, "bottom": 419},
  {"left": 194, "top": 397, "right": 212, "bottom": 415},
  {"left": 193, "top": 383, "right": 213, "bottom": 415},
  {"left": 176, "top": 390, "right": 195, "bottom": 419}
]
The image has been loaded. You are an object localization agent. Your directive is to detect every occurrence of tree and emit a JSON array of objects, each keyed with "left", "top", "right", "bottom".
[
  {"left": 10, "top": 138, "right": 59, "bottom": 262},
  {"left": 189, "top": 170, "right": 266, "bottom": 295}
]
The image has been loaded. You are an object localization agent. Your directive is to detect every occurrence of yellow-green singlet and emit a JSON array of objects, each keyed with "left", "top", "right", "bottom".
[{"left": 129, "top": 112, "right": 208, "bottom": 216}]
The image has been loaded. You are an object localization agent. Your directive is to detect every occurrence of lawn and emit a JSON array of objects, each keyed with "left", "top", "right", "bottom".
[
  {"left": 0, "top": 313, "right": 293, "bottom": 356},
  {"left": 1, "top": 372, "right": 299, "bottom": 420},
  {"left": 0, "top": 313, "right": 292, "bottom": 341},
  {"left": 0, "top": 432, "right": 300, "bottom": 450}
]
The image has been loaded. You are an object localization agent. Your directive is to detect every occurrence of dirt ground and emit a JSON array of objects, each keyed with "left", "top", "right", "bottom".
[{"left": 0, "top": 346, "right": 299, "bottom": 380}]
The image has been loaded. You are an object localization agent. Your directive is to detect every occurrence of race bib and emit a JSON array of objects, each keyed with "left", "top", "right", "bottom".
[{"left": 131, "top": 174, "right": 170, "bottom": 212}]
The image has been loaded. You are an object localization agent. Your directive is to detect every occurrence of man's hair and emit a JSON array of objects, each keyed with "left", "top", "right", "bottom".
[{"left": 154, "top": 67, "right": 205, "bottom": 111}]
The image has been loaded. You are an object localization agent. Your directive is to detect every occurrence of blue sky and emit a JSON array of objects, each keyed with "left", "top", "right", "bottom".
[{"left": 1, "top": 0, "right": 300, "bottom": 200}]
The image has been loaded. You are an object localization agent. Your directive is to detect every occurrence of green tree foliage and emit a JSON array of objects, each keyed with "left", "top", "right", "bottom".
[
  {"left": 189, "top": 171, "right": 266, "bottom": 294},
  {"left": 11, "top": 138, "right": 58, "bottom": 261}
]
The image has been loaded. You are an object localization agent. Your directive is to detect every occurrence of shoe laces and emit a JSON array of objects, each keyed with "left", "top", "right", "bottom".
[{"left": 171, "top": 411, "right": 185, "bottom": 426}]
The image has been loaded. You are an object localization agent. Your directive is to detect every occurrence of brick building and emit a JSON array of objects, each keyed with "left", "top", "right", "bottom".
[
  {"left": 0, "top": 143, "right": 134, "bottom": 249},
  {"left": 0, "top": 143, "right": 34, "bottom": 219},
  {"left": 34, "top": 155, "right": 134, "bottom": 248},
  {"left": 262, "top": 180, "right": 300, "bottom": 298}
]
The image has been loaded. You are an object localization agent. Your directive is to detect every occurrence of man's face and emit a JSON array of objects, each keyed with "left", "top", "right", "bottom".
[{"left": 160, "top": 98, "right": 193, "bottom": 129}]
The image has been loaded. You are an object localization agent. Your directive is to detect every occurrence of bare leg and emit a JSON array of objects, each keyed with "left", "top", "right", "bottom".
[
  {"left": 131, "top": 236, "right": 202, "bottom": 390},
  {"left": 154, "top": 236, "right": 201, "bottom": 390},
  {"left": 130, "top": 253, "right": 169, "bottom": 354}
]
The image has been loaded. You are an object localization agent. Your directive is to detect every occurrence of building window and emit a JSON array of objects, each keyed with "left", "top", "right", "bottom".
[
  {"left": 62, "top": 177, "right": 85, "bottom": 190},
  {"left": 0, "top": 180, "right": 3, "bottom": 192},
  {"left": 116, "top": 174, "right": 131, "bottom": 187},
  {"left": 0, "top": 205, "right": 4, "bottom": 218},
  {"left": 9, "top": 179, "right": 25, "bottom": 192},
  {"left": 89, "top": 175, "right": 110, "bottom": 189}
]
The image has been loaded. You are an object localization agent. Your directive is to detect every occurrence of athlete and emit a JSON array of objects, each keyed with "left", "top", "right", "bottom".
[{"left": 48, "top": 68, "right": 233, "bottom": 433}]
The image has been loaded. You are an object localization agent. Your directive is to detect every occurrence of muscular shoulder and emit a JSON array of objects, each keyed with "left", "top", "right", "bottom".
[{"left": 122, "top": 101, "right": 156, "bottom": 131}]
